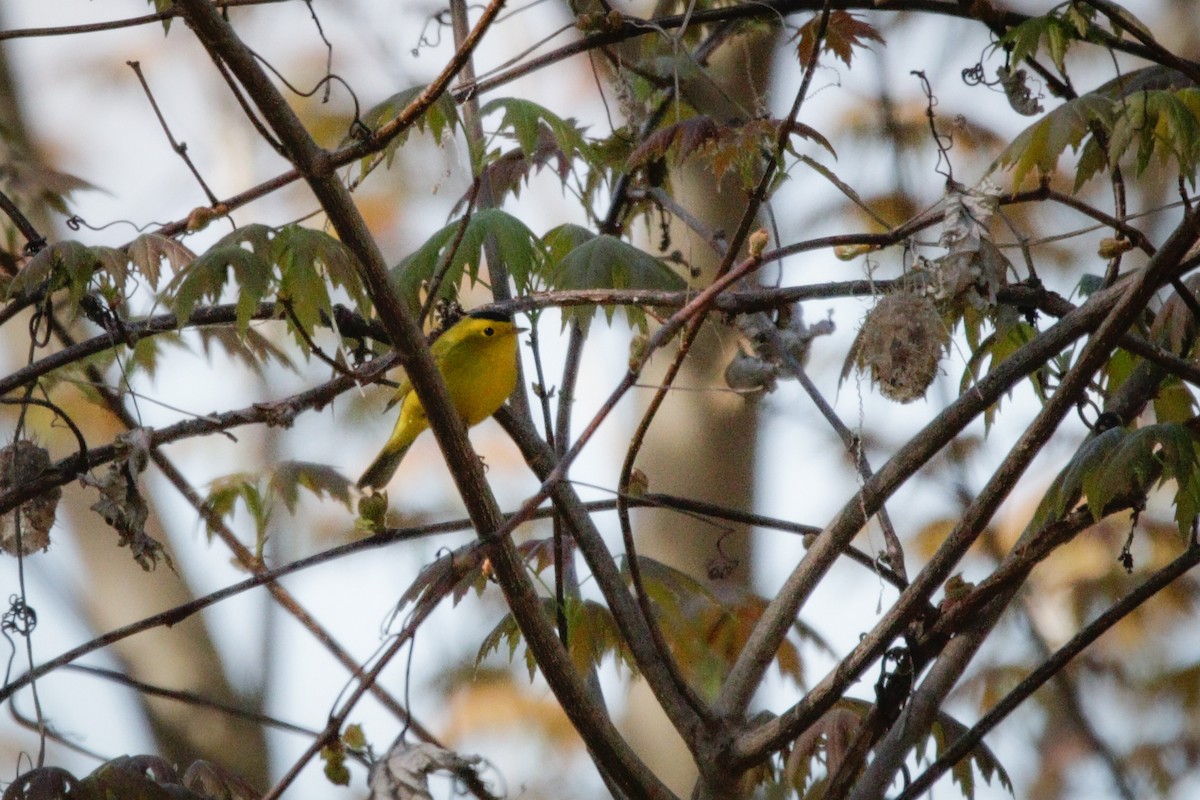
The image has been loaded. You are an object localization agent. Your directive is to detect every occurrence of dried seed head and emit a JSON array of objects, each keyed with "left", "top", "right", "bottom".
[
  {"left": 1, "top": 440, "right": 60, "bottom": 556},
  {"left": 855, "top": 292, "right": 949, "bottom": 403}
]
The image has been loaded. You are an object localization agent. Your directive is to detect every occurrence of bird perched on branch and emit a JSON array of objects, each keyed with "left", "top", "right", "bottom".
[{"left": 357, "top": 310, "right": 524, "bottom": 490}]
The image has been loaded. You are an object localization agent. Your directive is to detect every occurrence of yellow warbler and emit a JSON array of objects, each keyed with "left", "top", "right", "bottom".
[{"left": 357, "top": 310, "right": 524, "bottom": 490}]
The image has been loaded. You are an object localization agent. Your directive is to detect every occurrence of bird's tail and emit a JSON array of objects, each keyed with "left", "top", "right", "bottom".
[{"left": 357, "top": 442, "right": 412, "bottom": 490}]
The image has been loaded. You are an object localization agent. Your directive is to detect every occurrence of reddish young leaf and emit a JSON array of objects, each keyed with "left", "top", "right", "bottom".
[
  {"left": 795, "top": 11, "right": 886, "bottom": 68},
  {"left": 626, "top": 116, "right": 721, "bottom": 169}
]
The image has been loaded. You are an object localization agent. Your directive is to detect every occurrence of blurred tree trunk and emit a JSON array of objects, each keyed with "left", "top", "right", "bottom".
[
  {"left": 615, "top": 19, "right": 780, "bottom": 795},
  {"left": 0, "top": 20, "right": 270, "bottom": 788}
]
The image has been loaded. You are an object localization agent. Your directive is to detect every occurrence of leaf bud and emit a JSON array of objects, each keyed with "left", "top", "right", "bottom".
[
  {"left": 1098, "top": 237, "right": 1133, "bottom": 259},
  {"left": 835, "top": 243, "right": 878, "bottom": 261},
  {"left": 748, "top": 228, "right": 770, "bottom": 258}
]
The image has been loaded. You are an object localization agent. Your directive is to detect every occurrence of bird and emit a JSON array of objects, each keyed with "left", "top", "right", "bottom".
[{"left": 357, "top": 310, "right": 524, "bottom": 491}]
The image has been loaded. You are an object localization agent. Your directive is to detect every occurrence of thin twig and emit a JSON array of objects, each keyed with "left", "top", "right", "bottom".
[
  {"left": 64, "top": 664, "right": 319, "bottom": 739},
  {"left": 761, "top": 324, "right": 907, "bottom": 580},
  {"left": 127, "top": 61, "right": 221, "bottom": 206},
  {"left": 259, "top": 596, "right": 437, "bottom": 800},
  {"left": 0, "top": 188, "right": 46, "bottom": 254},
  {"left": 0, "top": 0, "right": 286, "bottom": 41}
]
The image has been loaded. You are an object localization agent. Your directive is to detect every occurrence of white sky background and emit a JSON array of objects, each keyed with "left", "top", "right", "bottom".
[{"left": 0, "top": 1, "right": 1193, "bottom": 799}]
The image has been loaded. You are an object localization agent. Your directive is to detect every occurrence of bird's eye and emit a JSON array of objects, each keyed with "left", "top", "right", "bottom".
[{"left": 483, "top": 326, "right": 495, "bottom": 336}]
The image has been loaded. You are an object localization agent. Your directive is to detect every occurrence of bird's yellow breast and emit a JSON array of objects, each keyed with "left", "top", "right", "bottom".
[
  {"left": 357, "top": 314, "right": 522, "bottom": 490},
  {"left": 439, "top": 325, "right": 521, "bottom": 425}
]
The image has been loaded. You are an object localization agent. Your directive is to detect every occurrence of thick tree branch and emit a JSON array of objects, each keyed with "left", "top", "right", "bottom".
[
  {"left": 847, "top": 206, "right": 1200, "bottom": 799},
  {"left": 727, "top": 206, "right": 1200, "bottom": 764},
  {"left": 897, "top": 534, "right": 1200, "bottom": 800},
  {"left": 170, "top": 3, "right": 675, "bottom": 796}
]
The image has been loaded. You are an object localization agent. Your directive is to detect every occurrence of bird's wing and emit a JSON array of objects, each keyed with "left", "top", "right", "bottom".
[
  {"left": 382, "top": 322, "right": 463, "bottom": 412},
  {"left": 383, "top": 374, "right": 412, "bottom": 412}
]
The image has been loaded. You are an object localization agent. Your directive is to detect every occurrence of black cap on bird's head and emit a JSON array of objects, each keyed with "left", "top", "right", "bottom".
[
  {"left": 467, "top": 308, "right": 527, "bottom": 333},
  {"left": 468, "top": 309, "right": 513, "bottom": 323}
]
